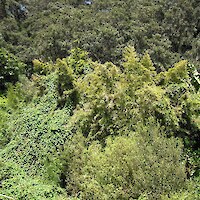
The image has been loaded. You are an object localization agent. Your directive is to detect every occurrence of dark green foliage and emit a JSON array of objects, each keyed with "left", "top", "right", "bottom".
[
  {"left": 0, "top": 48, "right": 26, "bottom": 91},
  {"left": 0, "top": 0, "right": 6, "bottom": 19},
  {"left": 0, "top": 0, "right": 199, "bottom": 69}
]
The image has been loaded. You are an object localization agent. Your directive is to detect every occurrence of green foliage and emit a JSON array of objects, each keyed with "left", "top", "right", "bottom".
[
  {"left": 0, "top": 95, "right": 10, "bottom": 147},
  {"left": 64, "top": 47, "right": 199, "bottom": 188},
  {"left": 161, "top": 178, "right": 200, "bottom": 200},
  {"left": 0, "top": 78, "right": 72, "bottom": 197},
  {"left": 0, "top": 42, "right": 199, "bottom": 199},
  {"left": 69, "top": 48, "right": 199, "bottom": 143},
  {"left": 1, "top": 73, "right": 72, "bottom": 183},
  {"left": 63, "top": 123, "right": 186, "bottom": 199},
  {"left": 0, "top": 48, "right": 26, "bottom": 91},
  {"left": 1, "top": 0, "right": 199, "bottom": 69},
  {"left": 188, "top": 63, "right": 200, "bottom": 91},
  {"left": 0, "top": 160, "right": 66, "bottom": 200},
  {"left": 164, "top": 60, "right": 189, "bottom": 84},
  {"left": 6, "top": 75, "right": 39, "bottom": 109},
  {"left": 32, "top": 48, "right": 91, "bottom": 108},
  {"left": 157, "top": 61, "right": 200, "bottom": 148},
  {"left": 67, "top": 48, "right": 91, "bottom": 77}
]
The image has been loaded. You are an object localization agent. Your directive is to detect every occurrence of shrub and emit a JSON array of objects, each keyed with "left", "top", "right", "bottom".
[{"left": 63, "top": 123, "right": 186, "bottom": 199}]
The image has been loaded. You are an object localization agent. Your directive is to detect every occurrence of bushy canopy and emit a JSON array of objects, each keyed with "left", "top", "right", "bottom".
[{"left": 0, "top": 1, "right": 199, "bottom": 198}]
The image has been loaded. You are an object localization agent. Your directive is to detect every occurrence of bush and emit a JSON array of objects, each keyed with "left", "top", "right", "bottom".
[{"left": 63, "top": 123, "right": 186, "bottom": 199}]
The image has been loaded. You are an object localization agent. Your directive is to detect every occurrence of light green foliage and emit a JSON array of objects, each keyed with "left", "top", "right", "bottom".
[
  {"left": 188, "top": 63, "right": 200, "bottom": 91},
  {"left": 161, "top": 178, "right": 200, "bottom": 200},
  {"left": 156, "top": 60, "right": 200, "bottom": 177},
  {"left": 0, "top": 160, "right": 66, "bottom": 200},
  {"left": 0, "top": 96, "right": 10, "bottom": 147},
  {"left": 70, "top": 47, "right": 195, "bottom": 142},
  {"left": 33, "top": 48, "right": 90, "bottom": 107},
  {"left": 73, "top": 60, "right": 128, "bottom": 140},
  {"left": 123, "top": 46, "right": 156, "bottom": 87},
  {"left": 1, "top": 73, "right": 71, "bottom": 177},
  {"left": 67, "top": 48, "right": 91, "bottom": 77},
  {"left": 157, "top": 60, "right": 200, "bottom": 148},
  {"left": 186, "top": 92, "right": 200, "bottom": 129},
  {"left": 165, "top": 60, "right": 189, "bottom": 84},
  {"left": 32, "top": 48, "right": 90, "bottom": 80},
  {"left": 63, "top": 123, "right": 186, "bottom": 199},
  {"left": 63, "top": 48, "right": 199, "bottom": 195},
  {"left": 6, "top": 75, "right": 39, "bottom": 109},
  {"left": 0, "top": 45, "right": 199, "bottom": 199},
  {"left": 0, "top": 72, "right": 72, "bottom": 199},
  {"left": 135, "top": 85, "right": 179, "bottom": 134}
]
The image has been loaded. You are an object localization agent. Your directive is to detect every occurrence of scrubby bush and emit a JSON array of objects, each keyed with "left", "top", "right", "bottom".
[{"left": 63, "top": 123, "right": 186, "bottom": 199}]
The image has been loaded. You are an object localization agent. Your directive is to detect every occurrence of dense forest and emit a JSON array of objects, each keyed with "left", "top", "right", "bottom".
[{"left": 0, "top": 0, "right": 199, "bottom": 199}]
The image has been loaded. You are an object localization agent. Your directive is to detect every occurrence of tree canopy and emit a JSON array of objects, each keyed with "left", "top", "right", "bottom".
[{"left": 0, "top": 0, "right": 199, "bottom": 199}]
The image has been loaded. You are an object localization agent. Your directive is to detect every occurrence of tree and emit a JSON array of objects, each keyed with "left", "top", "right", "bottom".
[{"left": 0, "top": 48, "right": 25, "bottom": 92}]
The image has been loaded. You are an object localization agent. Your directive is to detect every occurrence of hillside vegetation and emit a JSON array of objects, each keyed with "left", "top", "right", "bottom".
[{"left": 0, "top": 0, "right": 199, "bottom": 199}]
